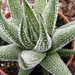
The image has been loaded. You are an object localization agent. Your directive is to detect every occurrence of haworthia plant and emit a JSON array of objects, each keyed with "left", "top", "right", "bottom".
[{"left": 0, "top": 0, "right": 75, "bottom": 75}]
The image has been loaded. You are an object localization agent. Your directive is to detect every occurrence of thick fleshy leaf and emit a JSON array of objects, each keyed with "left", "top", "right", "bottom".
[
  {"left": 26, "top": 17, "right": 38, "bottom": 44},
  {"left": 0, "top": 44, "right": 22, "bottom": 60},
  {"left": 57, "top": 49, "right": 75, "bottom": 56},
  {"left": 40, "top": 52, "right": 72, "bottom": 75},
  {"left": 18, "top": 50, "right": 46, "bottom": 70},
  {"left": 8, "top": 0, "right": 24, "bottom": 26},
  {"left": 18, "top": 19, "right": 35, "bottom": 50},
  {"left": 33, "top": 15, "right": 52, "bottom": 52},
  {"left": 18, "top": 68, "right": 32, "bottom": 75},
  {"left": 23, "top": 0, "right": 39, "bottom": 35},
  {"left": 0, "top": 1, "right": 12, "bottom": 43},
  {"left": 34, "top": 0, "right": 47, "bottom": 17},
  {"left": 0, "top": 9, "right": 23, "bottom": 47},
  {"left": 50, "top": 21, "right": 75, "bottom": 52},
  {"left": 0, "top": 30, "right": 12, "bottom": 43},
  {"left": 42, "top": 0, "right": 59, "bottom": 36}
]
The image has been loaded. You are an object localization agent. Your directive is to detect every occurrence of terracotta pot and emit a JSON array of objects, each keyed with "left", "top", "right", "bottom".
[{"left": 0, "top": 68, "right": 7, "bottom": 75}]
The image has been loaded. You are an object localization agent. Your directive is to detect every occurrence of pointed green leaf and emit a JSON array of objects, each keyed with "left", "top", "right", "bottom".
[
  {"left": 34, "top": 0, "right": 47, "bottom": 17},
  {"left": 33, "top": 15, "right": 52, "bottom": 52},
  {"left": 18, "top": 51, "right": 46, "bottom": 70},
  {"left": 57, "top": 49, "right": 75, "bottom": 56},
  {"left": 50, "top": 21, "right": 75, "bottom": 52},
  {"left": 0, "top": 44, "right": 22, "bottom": 60},
  {"left": 8, "top": 0, "right": 24, "bottom": 26},
  {"left": 26, "top": 17, "right": 38, "bottom": 44},
  {"left": 0, "top": 29, "right": 12, "bottom": 43},
  {"left": 18, "top": 68, "right": 32, "bottom": 75},
  {"left": 23, "top": 0, "right": 39, "bottom": 35},
  {"left": 0, "top": 2, "right": 12, "bottom": 43},
  {"left": 18, "top": 19, "right": 35, "bottom": 50},
  {"left": 40, "top": 52, "right": 72, "bottom": 75},
  {"left": 42, "top": 0, "right": 59, "bottom": 36},
  {"left": 0, "top": 10, "right": 23, "bottom": 47}
]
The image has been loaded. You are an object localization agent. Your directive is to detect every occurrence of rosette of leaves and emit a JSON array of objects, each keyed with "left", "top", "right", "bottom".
[{"left": 0, "top": 0, "right": 75, "bottom": 75}]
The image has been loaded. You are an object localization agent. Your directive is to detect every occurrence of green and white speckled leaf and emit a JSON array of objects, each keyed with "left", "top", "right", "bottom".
[
  {"left": 0, "top": 44, "right": 22, "bottom": 60},
  {"left": 42, "top": 0, "right": 59, "bottom": 36},
  {"left": 23, "top": 0, "right": 39, "bottom": 35},
  {"left": 8, "top": 0, "right": 24, "bottom": 26},
  {"left": 0, "top": 2, "right": 11, "bottom": 43},
  {"left": 0, "top": 29, "right": 12, "bottom": 44},
  {"left": 50, "top": 21, "right": 75, "bottom": 52},
  {"left": 26, "top": 17, "right": 38, "bottom": 44},
  {"left": 18, "top": 19, "right": 34, "bottom": 50},
  {"left": 19, "top": 50, "right": 46, "bottom": 70},
  {"left": 18, "top": 68, "right": 32, "bottom": 75},
  {"left": 34, "top": 0, "right": 47, "bottom": 17},
  {"left": 0, "top": 11, "right": 22, "bottom": 47},
  {"left": 33, "top": 16, "right": 52, "bottom": 52},
  {"left": 57, "top": 49, "right": 75, "bottom": 56},
  {"left": 40, "top": 52, "right": 72, "bottom": 75}
]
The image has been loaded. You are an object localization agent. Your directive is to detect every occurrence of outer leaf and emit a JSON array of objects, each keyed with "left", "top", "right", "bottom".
[
  {"left": 57, "top": 49, "right": 75, "bottom": 56},
  {"left": 23, "top": 0, "right": 39, "bottom": 35},
  {"left": 0, "top": 44, "right": 22, "bottom": 60},
  {"left": 18, "top": 50, "right": 46, "bottom": 70},
  {"left": 8, "top": 0, "right": 24, "bottom": 26},
  {"left": 18, "top": 68, "right": 32, "bottom": 75},
  {"left": 0, "top": 1, "right": 12, "bottom": 43},
  {"left": 33, "top": 15, "right": 52, "bottom": 52},
  {"left": 0, "top": 30, "right": 12, "bottom": 43},
  {"left": 40, "top": 52, "right": 72, "bottom": 75},
  {"left": 0, "top": 10, "right": 23, "bottom": 47},
  {"left": 34, "top": 0, "right": 47, "bottom": 17},
  {"left": 18, "top": 19, "right": 35, "bottom": 50},
  {"left": 42, "top": 0, "right": 59, "bottom": 36},
  {"left": 50, "top": 21, "right": 75, "bottom": 52}
]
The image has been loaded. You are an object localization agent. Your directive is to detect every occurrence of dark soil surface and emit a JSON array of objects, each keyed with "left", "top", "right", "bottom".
[{"left": 1, "top": 0, "right": 75, "bottom": 75}]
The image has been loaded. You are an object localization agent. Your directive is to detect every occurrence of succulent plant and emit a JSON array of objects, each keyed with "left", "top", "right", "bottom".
[{"left": 0, "top": 0, "right": 75, "bottom": 75}]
